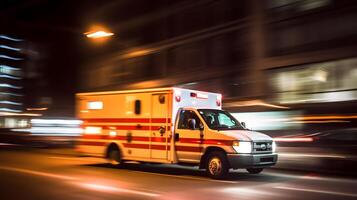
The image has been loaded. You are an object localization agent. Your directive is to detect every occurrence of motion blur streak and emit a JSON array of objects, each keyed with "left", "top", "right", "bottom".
[
  {"left": 0, "top": 112, "right": 41, "bottom": 116},
  {"left": 31, "top": 119, "right": 82, "bottom": 125},
  {"left": 0, "top": 35, "right": 23, "bottom": 42},
  {"left": 274, "top": 186, "right": 357, "bottom": 198},
  {"left": 0, "top": 165, "right": 159, "bottom": 197},
  {"left": 26, "top": 107, "right": 48, "bottom": 111},
  {"left": 225, "top": 100, "right": 290, "bottom": 109},
  {"left": 19, "top": 127, "right": 83, "bottom": 135},
  {"left": 122, "top": 49, "right": 153, "bottom": 59},
  {"left": 0, "top": 165, "right": 160, "bottom": 197},
  {"left": 0, "top": 55, "right": 23, "bottom": 60},
  {"left": 222, "top": 187, "right": 278, "bottom": 197},
  {"left": 0, "top": 143, "right": 18, "bottom": 146},
  {"left": 294, "top": 115, "right": 357, "bottom": 120},
  {"left": 0, "top": 45, "right": 21, "bottom": 51},
  {"left": 265, "top": 171, "right": 357, "bottom": 183},
  {"left": 0, "top": 166, "right": 76, "bottom": 181},
  {"left": 273, "top": 137, "right": 313, "bottom": 142},
  {"left": 77, "top": 182, "right": 160, "bottom": 197},
  {"left": 12, "top": 120, "right": 83, "bottom": 135},
  {"left": 278, "top": 153, "right": 346, "bottom": 159},
  {"left": 285, "top": 120, "right": 350, "bottom": 124}
]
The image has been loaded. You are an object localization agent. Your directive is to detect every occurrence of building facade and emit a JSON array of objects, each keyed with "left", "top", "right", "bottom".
[
  {"left": 79, "top": 0, "right": 357, "bottom": 133},
  {"left": 0, "top": 35, "right": 24, "bottom": 113}
]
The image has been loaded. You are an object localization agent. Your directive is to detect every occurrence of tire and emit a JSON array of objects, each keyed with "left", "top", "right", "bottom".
[
  {"left": 206, "top": 151, "right": 229, "bottom": 179},
  {"left": 107, "top": 147, "right": 123, "bottom": 166},
  {"left": 246, "top": 168, "right": 263, "bottom": 174}
]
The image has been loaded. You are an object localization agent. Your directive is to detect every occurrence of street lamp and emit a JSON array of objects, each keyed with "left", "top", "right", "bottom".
[
  {"left": 84, "top": 30, "right": 114, "bottom": 39},
  {"left": 84, "top": 25, "right": 114, "bottom": 39}
]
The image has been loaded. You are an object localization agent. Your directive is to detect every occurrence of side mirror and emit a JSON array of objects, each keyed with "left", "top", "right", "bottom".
[
  {"left": 188, "top": 119, "right": 196, "bottom": 130},
  {"left": 241, "top": 122, "right": 246, "bottom": 128}
]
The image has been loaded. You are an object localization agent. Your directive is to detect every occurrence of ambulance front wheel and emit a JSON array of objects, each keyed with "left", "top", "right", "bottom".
[{"left": 206, "top": 151, "right": 229, "bottom": 179}]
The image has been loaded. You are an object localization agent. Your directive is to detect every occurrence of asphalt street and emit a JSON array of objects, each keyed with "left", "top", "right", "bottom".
[{"left": 0, "top": 146, "right": 356, "bottom": 200}]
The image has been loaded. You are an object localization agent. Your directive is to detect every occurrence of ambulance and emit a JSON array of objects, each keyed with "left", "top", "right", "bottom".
[{"left": 76, "top": 87, "right": 277, "bottom": 179}]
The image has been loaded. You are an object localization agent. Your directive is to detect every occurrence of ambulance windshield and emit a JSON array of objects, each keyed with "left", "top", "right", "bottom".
[{"left": 198, "top": 109, "right": 245, "bottom": 131}]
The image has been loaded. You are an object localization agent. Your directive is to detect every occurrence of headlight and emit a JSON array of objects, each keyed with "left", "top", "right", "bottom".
[
  {"left": 232, "top": 141, "right": 252, "bottom": 153},
  {"left": 272, "top": 141, "right": 277, "bottom": 152}
]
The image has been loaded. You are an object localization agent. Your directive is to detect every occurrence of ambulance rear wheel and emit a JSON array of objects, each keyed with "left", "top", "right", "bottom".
[
  {"left": 108, "top": 147, "right": 122, "bottom": 166},
  {"left": 246, "top": 168, "right": 263, "bottom": 174},
  {"left": 206, "top": 151, "right": 229, "bottom": 179}
]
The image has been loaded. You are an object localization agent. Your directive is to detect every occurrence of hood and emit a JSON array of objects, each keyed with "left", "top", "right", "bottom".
[{"left": 220, "top": 130, "right": 273, "bottom": 141}]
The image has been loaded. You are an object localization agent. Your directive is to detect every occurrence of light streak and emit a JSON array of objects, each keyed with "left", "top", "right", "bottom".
[
  {"left": 273, "top": 137, "right": 313, "bottom": 142},
  {"left": 0, "top": 55, "right": 23, "bottom": 60},
  {"left": 85, "top": 31, "right": 114, "bottom": 39},
  {"left": 0, "top": 35, "right": 23, "bottom": 42},
  {"left": 0, "top": 45, "right": 20, "bottom": 51}
]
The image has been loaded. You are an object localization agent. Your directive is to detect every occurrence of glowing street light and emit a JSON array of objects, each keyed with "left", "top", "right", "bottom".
[{"left": 85, "top": 30, "right": 114, "bottom": 39}]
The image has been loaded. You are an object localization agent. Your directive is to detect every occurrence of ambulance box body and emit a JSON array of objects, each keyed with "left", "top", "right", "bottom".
[{"left": 76, "top": 87, "right": 277, "bottom": 179}]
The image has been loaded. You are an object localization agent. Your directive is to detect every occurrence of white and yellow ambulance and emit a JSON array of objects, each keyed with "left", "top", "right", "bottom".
[{"left": 76, "top": 87, "right": 277, "bottom": 179}]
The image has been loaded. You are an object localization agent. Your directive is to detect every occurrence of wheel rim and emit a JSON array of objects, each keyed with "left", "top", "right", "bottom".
[
  {"left": 208, "top": 157, "right": 222, "bottom": 175},
  {"left": 109, "top": 150, "right": 120, "bottom": 165}
]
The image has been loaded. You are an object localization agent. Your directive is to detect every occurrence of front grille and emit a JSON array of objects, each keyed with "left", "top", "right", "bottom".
[{"left": 253, "top": 141, "right": 272, "bottom": 153}]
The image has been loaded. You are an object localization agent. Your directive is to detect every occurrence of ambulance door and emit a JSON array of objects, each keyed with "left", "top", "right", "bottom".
[
  {"left": 150, "top": 93, "right": 169, "bottom": 160},
  {"left": 174, "top": 109, "right": 204, "bottom": 162}
]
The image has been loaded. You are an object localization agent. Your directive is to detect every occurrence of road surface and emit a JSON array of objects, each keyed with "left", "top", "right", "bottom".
[{"left": 0, "top": 146, "right": 356, "bottom": 200}]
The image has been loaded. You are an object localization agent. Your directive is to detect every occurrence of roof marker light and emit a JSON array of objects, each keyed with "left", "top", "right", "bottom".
[
  {"left": 174, "top": 89, "right": 181, "bottom": 102},
  {"left": 216, "top": 94, "right": 222, "bottom": 107}
]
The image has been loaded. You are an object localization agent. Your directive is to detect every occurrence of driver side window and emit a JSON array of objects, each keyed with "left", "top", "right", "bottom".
[{"left": 178, "top": 110, "right": 201, "bottom": 129}]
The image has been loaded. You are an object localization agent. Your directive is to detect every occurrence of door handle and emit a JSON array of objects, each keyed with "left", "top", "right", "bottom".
[
  {"left": 159, "top": 126, "right": 165, "bottom": 136},
  {"left": 174, "top": 133, "right": 179, "bottom": 142}
]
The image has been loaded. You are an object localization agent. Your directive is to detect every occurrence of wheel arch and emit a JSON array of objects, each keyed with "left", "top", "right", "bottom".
[
  {"left": 199, "top": 146, "right": 228, "bottom": 169},
  {"left": 105, "top": 142, "right": 124, "bottom": 158}
]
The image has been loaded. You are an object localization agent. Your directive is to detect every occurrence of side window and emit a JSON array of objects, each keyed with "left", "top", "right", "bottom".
[{"left": 178, "top": 110, "right": 201, "bottom": 129}]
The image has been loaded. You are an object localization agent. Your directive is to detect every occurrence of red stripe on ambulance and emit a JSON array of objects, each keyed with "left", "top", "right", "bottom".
[
  {"left": 79, "top": 140, "right": 202, "bottom": 152},
  {"left": 83, "top": 118, "right": 170, "bottom": 123}
]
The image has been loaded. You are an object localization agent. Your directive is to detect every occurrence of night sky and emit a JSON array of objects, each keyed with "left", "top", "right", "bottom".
[
  {"left": 1, "top": 0, "right": 213, "bottom": 116},
  {"left": 0, "top": 0, "right": 117, "bottom": 116}
]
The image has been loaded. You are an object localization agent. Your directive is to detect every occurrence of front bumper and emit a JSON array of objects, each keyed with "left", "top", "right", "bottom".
[{"left": 227, "top": 153, "right": 278, "bottom": 169}]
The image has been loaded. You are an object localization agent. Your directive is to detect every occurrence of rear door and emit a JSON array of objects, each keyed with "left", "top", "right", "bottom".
[{"left": 150, "top": 93, "right": 170, "bottom": 160}]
